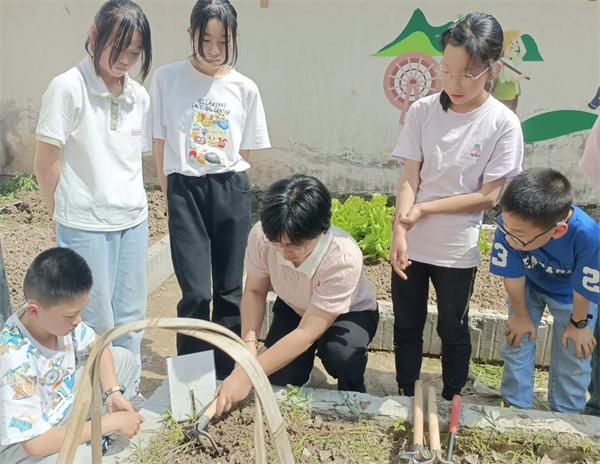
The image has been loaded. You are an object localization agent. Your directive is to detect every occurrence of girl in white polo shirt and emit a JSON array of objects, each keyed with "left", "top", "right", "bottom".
[
  {"left": 390, "top": 12, "right": 524, "bottom": 401},
  {"left": 214, "top": 175, "right": 379, "bottom": 416},
  {"left": 34, "top": 0, "right": 152, "bottom": 387},
  {"left": 151, "top": 0, "right": 270, "bottom": 379}
]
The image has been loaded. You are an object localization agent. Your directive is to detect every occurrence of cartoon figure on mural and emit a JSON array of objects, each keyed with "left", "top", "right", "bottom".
[
  {"left": 588, "top": 87, "right": 600, "bottom": 110},
  {"left": 375, "top": 9, "right": 543, "bottom": 121},
  {"left": 493, "top": 31, "right": 531, "bottom": 112}
]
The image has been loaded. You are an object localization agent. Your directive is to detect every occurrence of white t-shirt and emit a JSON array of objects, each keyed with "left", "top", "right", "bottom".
[
  {"left": 151, "top": 59, "right": 270, "bottom": 176},
  {"left": 36, "top": 57, "right": 151, "bottom": 232},
  {"left": 391, "top": 93, "right": 524, "bottom": 268},
  {"left": 0, "top": 313, "right": 95, "bottom": 446}
]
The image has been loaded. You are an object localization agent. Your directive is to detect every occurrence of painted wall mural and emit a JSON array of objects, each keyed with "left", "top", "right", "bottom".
[{"left": 376, "top": 8, "right": 598, "bottom": 144}]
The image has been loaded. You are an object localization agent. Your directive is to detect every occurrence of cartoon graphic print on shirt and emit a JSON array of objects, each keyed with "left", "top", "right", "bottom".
[
  {"left": 188, "top": 98, "right": 230, "bottom": 168},
  {"left": 469, "top": 143, "right": 482, "bottom": 158}
]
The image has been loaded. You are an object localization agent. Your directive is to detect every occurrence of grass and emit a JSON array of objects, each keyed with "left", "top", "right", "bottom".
[
  {"left": 456, "top": 427, "right": 600, "bottom": 464},
  {"left": 128, "top": 384, "right": 600, "bottom": 464},
  {"left": 470, "top": 360, "right": 548, "bottom": 391},
  {"left": 0, "top": 174, "right": 38, "bottom": 200}
]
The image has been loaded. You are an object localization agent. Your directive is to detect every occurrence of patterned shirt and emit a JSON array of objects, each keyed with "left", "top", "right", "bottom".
[{"left": 0, "top": 313, "right": 95, "bottom": 445}]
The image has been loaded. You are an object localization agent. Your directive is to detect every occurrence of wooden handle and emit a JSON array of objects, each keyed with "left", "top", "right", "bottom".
[
  {"left": 428, "top": 385, "right": 441, "bottom": 452},
  {"left": 449, "top": 394, "right": 463, "bottom": 433},
  {"left": 203, "top": 397, "right": 218, "bottom": 420},
  {"left": 413, "top": 380, "right": 424, "bottom": 445}
]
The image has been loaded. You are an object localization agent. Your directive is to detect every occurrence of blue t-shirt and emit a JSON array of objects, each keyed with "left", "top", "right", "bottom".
[{"left": 489, "top": 206, "right": 600, "bottom": 304}]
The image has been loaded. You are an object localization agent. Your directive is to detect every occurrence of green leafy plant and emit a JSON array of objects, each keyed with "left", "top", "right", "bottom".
[
  {"left": 0, "top": 174, "right": 38, "bottom": 199},
  {"left": 331, "top": 194, "right": 394, "bottom": 263},
  {"left": 479, "top": 231, "right": 492, "bottom": 257}
]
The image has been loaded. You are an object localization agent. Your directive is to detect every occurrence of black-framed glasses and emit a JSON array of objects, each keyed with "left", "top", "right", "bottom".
[{"left": 492, "top": 210, "right": 560, "bottom": 248}]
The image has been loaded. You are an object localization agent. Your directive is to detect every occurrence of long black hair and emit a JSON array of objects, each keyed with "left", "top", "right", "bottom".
[
  {"left": 260, "top": 175, "right": 332, "bottom": 244},
  {"left": 439, "top": 12, "right": 503, "bottom": 111},
  {"left": 85, "top": 0, "right": 152, "bottom": 82},
  {"left": 190, "top": 0, "right": 239, "bottom": 67}
]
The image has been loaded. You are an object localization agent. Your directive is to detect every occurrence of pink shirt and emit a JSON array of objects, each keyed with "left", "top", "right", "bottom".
[
  {"left": 245, "top": 223, "right": 377, "bottom": 316},
  {"left": 391, "top": 93, "right": 523, "bottom": 268},
  {"left": 581, "top": 119, "right": 600, "bottom": 187}
]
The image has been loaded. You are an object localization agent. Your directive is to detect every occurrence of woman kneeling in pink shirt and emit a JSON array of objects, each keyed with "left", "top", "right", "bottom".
[{"left": 215, "top": 175, "right": 379, "bottom": 416}]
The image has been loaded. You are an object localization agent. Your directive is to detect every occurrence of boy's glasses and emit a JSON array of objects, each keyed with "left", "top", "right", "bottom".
[
  {"left": 492, "top": 210, "right": 561, "bottom": 248},
  {"left": 438, "top": 65, "right": 489, "bottom": 85}
]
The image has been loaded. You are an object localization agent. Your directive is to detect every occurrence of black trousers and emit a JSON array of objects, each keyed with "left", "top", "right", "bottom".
[
  {"left": 265, "top": 298, "right": 379, "bottom": 393},
  {"left": 392, "top": 261, "right": 477, "bottom": 400},
  {"left": 167, "top": 172, "right": 251, "bottom": 378}
]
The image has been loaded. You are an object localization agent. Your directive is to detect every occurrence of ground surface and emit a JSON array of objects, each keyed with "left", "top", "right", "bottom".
[{"left": 1, "top": 189, "right": 505, "bottom": 312}]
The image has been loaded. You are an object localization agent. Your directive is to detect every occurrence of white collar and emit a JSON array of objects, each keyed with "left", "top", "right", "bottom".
[
  {"left": 276, "top": 228, "right": 334, "bottom": 278},
  {"left": 78, "top": 57, "right": 136, "bottom": 104}
]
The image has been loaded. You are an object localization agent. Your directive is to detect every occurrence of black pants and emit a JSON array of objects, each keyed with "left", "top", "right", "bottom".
[
  {"left": 167, "top": 172, "right": 251, "bottom": 378},
  {"left": 392, "top": 261, "right": 477, "bottom": 400},
  {"left": 265, "top": 298, "right": 379, "bottom": 393}
]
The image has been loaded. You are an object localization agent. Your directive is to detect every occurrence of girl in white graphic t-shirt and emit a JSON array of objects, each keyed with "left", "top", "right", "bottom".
[
  {"left": 390, "top": 12, "right": 523, "bottom": 401},
  {"left": 34, "top": 0, "right": 152, "bottom": 389},
  {"left": 151, "top": 0, "right": 270, "bottom": 379}
]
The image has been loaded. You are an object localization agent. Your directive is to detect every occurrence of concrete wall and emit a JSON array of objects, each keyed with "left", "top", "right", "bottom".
[{"left": 1, "top": 0, "right": 599, "bottom": 202}]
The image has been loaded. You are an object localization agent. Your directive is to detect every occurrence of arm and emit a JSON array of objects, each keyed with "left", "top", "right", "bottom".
[
  {"left": 561, "top": 291, "right": 597, "bottom": 359},
  {"left": 153, "top": 138, "right": 168, "bottom": 195},
  {"left": 399, "top": 178, "right": 506, "bottom": 230},
  {"left": 22, "top": 412, "right": 142, "bottom": 459},
  {"left": 503, "top": 276, "right": 537, "bottom": 347},
  {"left": 215, "top": 304, "right": 336, "bottom": 416},
  {"left": 390, "top": 159, "right": 421, "bottom": 279},
  {"left": 240, "top": 149, "right": 250, "bottom": 161},
  {"left": 99, "top": 346, "right": 134, "bottom": 413},
  {"left": 33, "top": 140, "right": 61, "bottom": 216},
  {"left": 253, "top": 304, "right": 336, "bottom": 375},
  {"left": 239, "top": 273, "right": 271, "bottom": 356}
]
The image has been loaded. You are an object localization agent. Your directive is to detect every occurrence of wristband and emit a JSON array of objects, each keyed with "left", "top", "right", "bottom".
[{"left": 102, "top": 385, "right": 126, "bottom": 403}]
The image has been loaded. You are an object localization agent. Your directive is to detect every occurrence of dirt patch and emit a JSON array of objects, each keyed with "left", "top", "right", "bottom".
[
  {"left": 1, "top": 188, "right": 507, "bottom": 313},
  {"left": 130, "top": 400, "right": 403, "bottom": 464},
  {"left": 0, "top": 189, "right": 167, "bottom": 307},
  {"left": 363, "top": 229, "right": 508, "bottom": 313},
  {"left": 128, "top": 397, "right": 600, "bottom": 464}
]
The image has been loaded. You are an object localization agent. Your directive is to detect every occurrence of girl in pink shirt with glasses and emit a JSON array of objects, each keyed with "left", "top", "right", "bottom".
[{"left": 390, "top": 12, "right": 524, "bottom": 402}]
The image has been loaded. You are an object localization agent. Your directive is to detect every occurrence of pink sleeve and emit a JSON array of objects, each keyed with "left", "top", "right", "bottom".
[
  {"left": 581, "top": 119, "right": 600, "bottom": 187},
  {"left": 483, "top": 116, "right": 524, "bottom": 184},
  {"left": 244, "top": 223, "right": 270, "bottom": 278},
  {"left": 391, "top": 102, "right": 423, "bottom": 164},
  {"left": 310, "top": 247, "right": 362, "bottom": 315}
]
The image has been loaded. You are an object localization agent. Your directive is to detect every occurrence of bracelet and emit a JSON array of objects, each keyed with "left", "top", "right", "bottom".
[{"left": 102, "top": 385, "right": 126, "bottom": 403}]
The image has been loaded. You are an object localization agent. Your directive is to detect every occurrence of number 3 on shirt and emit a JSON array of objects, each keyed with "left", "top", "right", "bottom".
[
  {"left": 582, "top": 266, "right": 600, "bottom": 293},
  {"left": 491, "top": 243, "right": 509, "bottom": 268}
]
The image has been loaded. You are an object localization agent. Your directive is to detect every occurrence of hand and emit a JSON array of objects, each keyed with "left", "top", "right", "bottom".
[
  {"left": 112, "top": 411, "right": 144, "bottom": 439},
  {"left": 562, "top": 324, "right": 597, "bottom": 359},
  {"left": 505, "top": 313, "right": 537, "bottom": 347},
  {"left": 214, "top": 368, "right": 253, "bottom": 418},
  {"left": 105, "top": 391, "right": 134, "bottom": 413},
  {"left": 390, "top": 227, "right": 412, "bottom": 280},
  {"left": 396, "top": 204, "right": 424, "bottom": 231}
]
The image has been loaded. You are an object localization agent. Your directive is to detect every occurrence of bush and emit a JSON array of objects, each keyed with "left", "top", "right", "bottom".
[{"left": 331, "top": 194, "right": 393, "bottom": 263}]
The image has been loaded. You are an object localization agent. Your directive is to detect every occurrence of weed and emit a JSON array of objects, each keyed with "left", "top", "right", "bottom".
[{"left": 0, "top": 174, "right": 38, "bottom": 199}]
